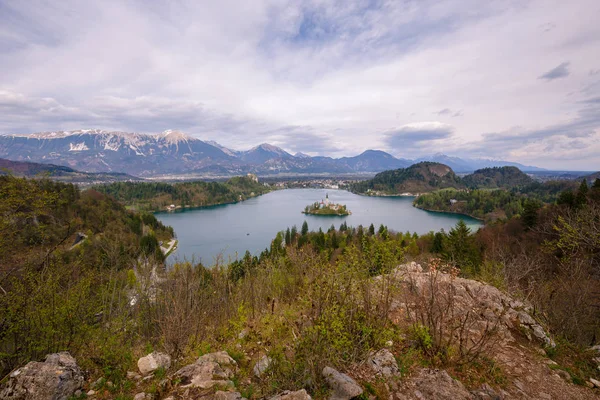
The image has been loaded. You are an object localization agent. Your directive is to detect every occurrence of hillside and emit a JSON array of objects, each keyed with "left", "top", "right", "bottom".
[
  {"left": 349, "top": 162, "right": 464, "bottom": 194},
  {"left": 462, "top": 166, "right": 534, "bottom": 188},
  {"left": 0, "top": 158, "right": 138, "bottom": 183},
  {"left": 95, "top": 174, "right": 271, "bottom": 211}
]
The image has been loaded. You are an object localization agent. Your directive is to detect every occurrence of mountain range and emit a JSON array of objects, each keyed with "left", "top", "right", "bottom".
[{"left": 0, "top": 129, "right": 544, "bottom": 177}]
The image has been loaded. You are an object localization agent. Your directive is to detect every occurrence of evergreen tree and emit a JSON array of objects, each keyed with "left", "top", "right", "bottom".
[
  {"left": 431, "top": 231, "right": 446, "bottom": 253},
  {"left": 522, "top": 199, "right": 541, "bottom": 229},
  {"left": 290, "top": 225, "right": 298, "bottom": 242},
  {"left": 378, "top": 224, "right": 386, "bottom": 235},
  {"left": 368, "top": 223, "right": 375, "bottom": 236},
  {"left": 445, "top": 220, "right": 480, "bottom": 274},
  {"left": 576, "top": 179, "right": 588, "bottom": 207},
  {"left": 301, "top": 220, "right": 309, "bottom": 236},
  {"left": 285, "top": 227, "right": 291, "bottom": 246}
]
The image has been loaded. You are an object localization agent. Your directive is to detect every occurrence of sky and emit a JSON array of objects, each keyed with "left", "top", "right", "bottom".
[{"left": 0, "top": 0, "right": 599, "bottom": 170}]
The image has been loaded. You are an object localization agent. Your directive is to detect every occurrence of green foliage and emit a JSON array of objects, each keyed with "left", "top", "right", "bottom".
[
  {"left": 462, "top": 166, "right": 534, "bottom": 189},
  {"left": 415, "top": 180, "right": 575, "bottom": 222},
  {"left": 94, "top": 176, "right": 270, "bottom": 212},
  {"left": 350, "top": 162, "right": 463, "bottom": 194},
  {"left": 444, "top": 220, "right": 481, "bottom": 275}
]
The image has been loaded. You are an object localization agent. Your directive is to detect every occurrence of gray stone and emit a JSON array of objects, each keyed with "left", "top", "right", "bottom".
[
  {"left": 253, "top": 355, "right": 272, "bottom": 378},
  {"left": 590, "top": 378, "right": 600, "bottom": 388},
  {"left": 395, "top": 369, "right": 471, "bottom": 400},
  {"left": 174, "top": 351, "right": 237, "bottom": 389},
  {"left": 322, "top": 366, "right": 363, "bottom": 400},
  {"left": 197, "top": 351, "right": 237, "bottom": 367},
  {"left": 133, "top": 393, "right": 150, "bottom": 400},
  {"left": 214, "top": 391, "right": 246, "bottom": 400},
  {"left": 0, "top": 352, "right": 84, "bottom": 400},
  {"left": 137, "top": 351, "right": 171, "bottom": 375},
  {"left": 367, "top": 349, "right": 399, "bottom": 377},
  {"left": 268, "top": 389, "right": 312, "bottom": 400}
]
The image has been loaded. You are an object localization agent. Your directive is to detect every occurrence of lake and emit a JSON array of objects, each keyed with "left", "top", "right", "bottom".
[{"left": 155, "top": 188, "right": 481, "bottom": 265}]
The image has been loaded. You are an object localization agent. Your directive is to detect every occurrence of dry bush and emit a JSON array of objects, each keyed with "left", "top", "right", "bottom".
[{"left": 402, "top": 259, "right": 501, "bottom": 366}]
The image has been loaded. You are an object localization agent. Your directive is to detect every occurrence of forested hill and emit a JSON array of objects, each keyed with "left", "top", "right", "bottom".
[
  {"left": 349, "top": 162, "right": 464, "bottom": 194},
  {"left": 95, "top": 175, "right": 271, "bottom": 212},
  {"left": 0, "top": 175, "right": 173, "bottom": 371},
  {"left": 414, "top": 180, "right": 583, "bottom": 222},
  {"left": 0, "top": 157, "right": 138, "bottom": 183},
  {"left": 462, "top": 166, "right": 534, "bottom": 189}
]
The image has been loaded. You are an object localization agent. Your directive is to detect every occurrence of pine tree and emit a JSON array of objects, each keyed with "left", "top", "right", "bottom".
[
  {"left": 290, "top": 225, "right": 298, "bottom": 242},
  {"left": 285, "top": 227, "right": 291, "bottom": 246},
  {"left": 368, "top": 223, "right": 375, "bottom": 236},
  {"left": 301, "top": 221, "right": 309, "bottom": 236},
  {"left": 575, "top": 179, "right": 588, "bottom": 208}
]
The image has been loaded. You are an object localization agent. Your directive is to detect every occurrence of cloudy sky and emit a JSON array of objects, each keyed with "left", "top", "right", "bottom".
[{"left": 1, "top": 0, "right": 599, "bottom": 169}]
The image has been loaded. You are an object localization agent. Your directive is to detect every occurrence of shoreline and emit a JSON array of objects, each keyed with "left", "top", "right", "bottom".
[{"left": 412, "top": 204, "right": 485, "bottom": 222}]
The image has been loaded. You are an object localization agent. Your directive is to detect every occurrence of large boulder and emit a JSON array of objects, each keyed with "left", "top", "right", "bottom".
[
  {"left": 174, "top": 351, "right": 237, "bottom": 389},
  {"left": 0, "top": 352, "right": 84, "bottom": 400},
  {"left": 322, "top": 366, "right": 363, "bottom": 400},
  {"left": 367, "top": 349, "right": 399, "bottom": 377},
  {"left": 390, "top": 264, "right": 555, "bottom": 348},
  {"left": 395, "top": 369, "right": 472, "bottom": 400},
  {"left": 137, "top": 351, "right": 171, "bottom": 375}
]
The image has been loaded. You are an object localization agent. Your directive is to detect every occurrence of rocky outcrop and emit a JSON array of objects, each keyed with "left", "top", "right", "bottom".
[
  {"left": 395, "top": 369, "right": 472, "bottom": 400},
  {"left": 367, "top": 349, "right": 399, "bottom": 377},
  {"left": 137, "top": 351, "right": 172, "bottom": 375},
  {"left": 390, "top": 262, "right": 555, "bottom": 348},
  {"left": 0, "top": 352, "right": 84, "bottom": 400},
  {"left": 174, "top": 351, "right": 237, "bottom": 389},
  {"left": 322, "top": 366, "right": 363, "bottom": 400}
]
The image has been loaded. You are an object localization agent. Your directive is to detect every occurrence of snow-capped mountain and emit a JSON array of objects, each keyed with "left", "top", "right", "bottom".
[{"left": 0, "top": 130, "right": 545, "bottom": 177}]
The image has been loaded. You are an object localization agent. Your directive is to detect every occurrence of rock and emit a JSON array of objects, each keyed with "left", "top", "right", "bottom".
[
  {"left": 253, "top": 355, "right": 272, "bottom": 378},
  {"left": 470, "top": 383, "right": 501, "bottom": 400},
  {"left": 133, "top": 393, "right": 150, "bottom": 400},
  {"left": 198, "top": 351, "right": 238, "bottom": 367},
  {"left": 367, "top": 349, "right": 399, "bottom": 377},
  {"left": 556, "top": 369, "right": 571, "bottom": 383},
  {"left": 92, "top": 378, "right": 103, "bottom": 389},
  {"left": 590, "top": 378, "right": 600, "bottom": 388},
  {"left": 137, "top": 351, "right": 171, "bottom": 375},
  {"left": 268, "top": 389, "right": 312, "bottom": 400},
  {"left": 214, "top": 391, "right": 246, "bottom": 400},
  {"left": 87, "top": 390, "right": 96, "bottom": 396},
  {"left": 174, "top": 351, "right": 237, "bottom": 389},
  {"left": 322, "top": 366, "right": 363, "bottom": 400},
  {"left": 127, "top": 371, "right": 142, "bottom": 380},
  {"left": 588, "top": 345, "right": 600, "bottom": 353},
  {"left": 0, "top": 352, "right": 84, "bottom": 400},
  {"left": 395, "top": 369, "right": 472, "bottom": 400}
]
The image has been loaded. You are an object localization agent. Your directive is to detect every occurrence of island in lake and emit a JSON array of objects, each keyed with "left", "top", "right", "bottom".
[{"left": 302, "top": 194, "right": 351, "bottom": 216}]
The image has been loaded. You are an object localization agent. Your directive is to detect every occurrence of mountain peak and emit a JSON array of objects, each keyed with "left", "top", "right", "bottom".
[{"left": 160, "top": 130, "right": 192, "bottom": 144}]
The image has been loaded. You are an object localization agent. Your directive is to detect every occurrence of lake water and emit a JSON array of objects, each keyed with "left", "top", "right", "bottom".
[{"left": 155, "top": 188, "right": 481, "bottom": 266}]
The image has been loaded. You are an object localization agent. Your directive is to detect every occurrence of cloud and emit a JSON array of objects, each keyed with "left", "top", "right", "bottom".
[
  {"left": 384, "top": 122, "right": 455, "bottom": 152},
  {"left": 0, "top": 0, "right": 599, "bottom": 169},
  {"left": 538, "top": 62, "right": 571, "bottom": 81}
]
